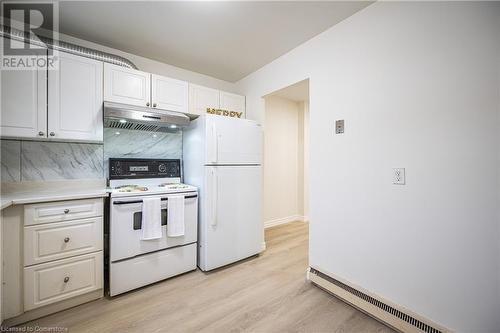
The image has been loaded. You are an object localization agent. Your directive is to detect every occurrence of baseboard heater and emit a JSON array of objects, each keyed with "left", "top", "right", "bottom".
[{"left": 307, "top": 267, "right": 451, "bottom": 333}]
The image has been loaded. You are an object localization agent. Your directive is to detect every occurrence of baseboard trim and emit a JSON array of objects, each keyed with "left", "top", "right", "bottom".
[
  {"left": 264, "top": 215, "right": 308, "bottom": 228},
  {"left": 307, "top": 268, "right": 451, "bottom": 333}
]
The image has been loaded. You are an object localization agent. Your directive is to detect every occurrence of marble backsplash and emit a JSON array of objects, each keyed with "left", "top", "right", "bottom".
[
  {"left": 1, "top": 129, "right": 183, "bottom": 182},
  {"left": 1, "top": 140, "right": 104, "bottom": 182},
  {"left": 103, "top": 128, "right": 182, "bottom": 176},
  {"left": 1, "top": 140, "right": 21, "bottom": 182}
]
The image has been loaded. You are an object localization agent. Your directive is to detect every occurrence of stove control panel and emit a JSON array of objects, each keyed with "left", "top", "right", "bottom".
[{"left": 109, "top": 158, "right": 181, "bottom": 179}]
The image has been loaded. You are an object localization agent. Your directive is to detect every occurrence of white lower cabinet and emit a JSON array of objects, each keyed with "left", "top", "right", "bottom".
[
  {"left": 24, "top": 198, "right": 103, "bottom": 226},
  {"left": 24, "top": 217, "right": 103, "bottom": 266},
  {"left": 1, "top": 198, "right": 104, "bottom": 325},
  {"left": 24, "top": 252, "right": 103, "bottom": 311}
]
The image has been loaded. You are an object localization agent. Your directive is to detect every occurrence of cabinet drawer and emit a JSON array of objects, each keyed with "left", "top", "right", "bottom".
[
  {"left": 24, "top": 198, "right": 103, "bottom": 226},
  {"left": 24, "top": 217, "right": 103, "bottom": 266},
  {"left": 24, "top": 252, "right": 103, "bottom": 311}
]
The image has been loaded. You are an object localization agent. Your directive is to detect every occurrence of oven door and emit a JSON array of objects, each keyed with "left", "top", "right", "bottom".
[{"left": 109, "top": 192, "right": 198, "bottom": 262}]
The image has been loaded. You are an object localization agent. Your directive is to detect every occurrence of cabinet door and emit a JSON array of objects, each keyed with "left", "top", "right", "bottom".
[
  {"left": 24, "top": 252, "right": 103, "bottom": 311},
  {"left": 103, "top": 63, "right": 150, "bottom": 107},
  {"left": 1, "top": 48, "right": 47, "bottom": 138},
  {"left": 48, "top": 52, "right": 103, "bottom": 141},
  {"left": 151, "top": 74, "right": 188, "bottom": 113},
  {"left": 188, "top": 84, "right": 219, "bottom": 116},
  {"left": 219, "top": 91, "right": 245, "bottom": 118},
  {"left": 24, "top": 217, "right": 103, "bottom": 266}
]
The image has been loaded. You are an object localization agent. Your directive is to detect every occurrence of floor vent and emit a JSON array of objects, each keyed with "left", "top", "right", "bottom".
[{"left": 308, "top": 268, "right": 451, "bottom": 333}]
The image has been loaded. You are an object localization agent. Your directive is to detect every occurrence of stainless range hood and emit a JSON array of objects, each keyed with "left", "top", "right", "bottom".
[{"left": 104, "top": 102, "right": 190, "bottom": 132}]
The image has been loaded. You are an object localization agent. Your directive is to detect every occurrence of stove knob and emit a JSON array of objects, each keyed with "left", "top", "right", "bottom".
[
  {"left": 158, "top": 164, "right": 167, "bottom": 173},
  {"left": 114, "top": 162, "right": 121, "bottom": 174}
]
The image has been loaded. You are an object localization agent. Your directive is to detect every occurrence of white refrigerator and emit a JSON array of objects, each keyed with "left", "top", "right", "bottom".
[{"left": 183, "top": 114, "right": 263, "bottom": 271}]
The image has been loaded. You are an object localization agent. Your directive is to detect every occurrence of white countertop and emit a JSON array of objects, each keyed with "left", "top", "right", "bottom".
[{"left": 1, "top": 180, "right": 109, "bottom": 211}]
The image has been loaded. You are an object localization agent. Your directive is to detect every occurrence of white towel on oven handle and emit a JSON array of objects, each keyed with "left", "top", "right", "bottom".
[
  {"left": 141, "top": 197, "right": 162, "bottom": 240},
  {"left": 167, "top": 195, "right": 185, "bottom": 237}
]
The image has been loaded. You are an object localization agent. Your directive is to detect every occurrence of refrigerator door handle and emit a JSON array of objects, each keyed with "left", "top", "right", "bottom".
[
  {"left": 210, "top": 168, "right": 218, "bottom": 227},
  {"left": 211, "top": 123, "right": 218, "bottom": 163}
]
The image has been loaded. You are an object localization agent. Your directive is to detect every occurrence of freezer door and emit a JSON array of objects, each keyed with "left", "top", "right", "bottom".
[
  {"left": 206, "top": 115, "right": 262, "bottom": 165},
  {"left": 199, "top": 165, "right": 263, "bottom": 271}
]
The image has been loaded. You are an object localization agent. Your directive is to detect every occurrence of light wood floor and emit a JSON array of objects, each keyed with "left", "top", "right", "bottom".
[{"left": 20, "top": 222, "right": 394, "bottom": 333}]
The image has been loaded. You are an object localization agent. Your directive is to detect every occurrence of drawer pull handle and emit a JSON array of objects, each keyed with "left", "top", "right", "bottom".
[
  {"left": 64, "top": 209, "right": 70, "bottom": 214},
  {"left": 64, "top": 277, "right": 70, "bottom": 283},
  {"left": 64, "top": 237, "right": 70, "bottom": 243}
]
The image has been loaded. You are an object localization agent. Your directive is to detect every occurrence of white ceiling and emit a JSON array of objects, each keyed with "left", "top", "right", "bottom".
[
  {"left": 59, "top": 1, "right": 371, "bottom": 82},
  {"left": 267, "top": 79, "right": 309, "bottom": 102}
]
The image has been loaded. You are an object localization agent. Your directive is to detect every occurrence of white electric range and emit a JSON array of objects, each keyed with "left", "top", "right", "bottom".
[{"left": 108, "top": 158, "right": 198, "bottom": 296}]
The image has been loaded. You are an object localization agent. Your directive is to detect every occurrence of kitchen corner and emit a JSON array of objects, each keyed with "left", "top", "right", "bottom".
[
  {"left": 0, "top": 179, "right": 108, "bottom": 211},
  {"left": 0, "top": 177, "right": 108, "bottom": 326}
]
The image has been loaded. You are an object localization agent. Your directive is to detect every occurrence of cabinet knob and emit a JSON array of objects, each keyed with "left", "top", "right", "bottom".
[
  {"left": 64, "top": 276, "right": 70, "bottom": 283},
  {"left": 49, "top": 132, "right": 55, "bottom": 137},
  {"left": 64, "top": 209, "right": 70, "bottom": 214},
  {"left": 38, "top": 131, "right": 44, "bottom": 136},
  {"left": 64, "top": 237, "right": 70, "bottom": 243},
  {"left": 153, "top": 103, "right": 157, "bottom": 108},
  {"left": 146, "top": 102, "right": 150, "bottom": 107}
]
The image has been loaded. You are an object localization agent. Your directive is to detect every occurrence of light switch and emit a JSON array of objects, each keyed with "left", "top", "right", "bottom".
[
  {"left": 393, "top": 168, "right": 405, "bottom": 185},
  {"left": 335, "top": 120, "right": 344, "bottom": 134}
]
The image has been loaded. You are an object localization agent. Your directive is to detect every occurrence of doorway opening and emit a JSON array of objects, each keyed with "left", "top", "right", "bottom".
[{"left": 263, "top": 79, "right": 309, "bottom": 238}]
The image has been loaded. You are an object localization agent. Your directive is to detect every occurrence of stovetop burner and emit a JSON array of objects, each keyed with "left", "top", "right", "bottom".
[
  {"left": 115, "top": 185, "right": 149, "bottom": 192},
  {"left": 158, "top": 183, "right": 190, "bottom": 189}
]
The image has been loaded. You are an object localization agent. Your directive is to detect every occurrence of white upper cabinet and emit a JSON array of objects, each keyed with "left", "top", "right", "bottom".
[
  {"left": 104, "top": 63, "right": 151, "bottom": 107},
  {"left": 219, "top": 91, "right": 245, "bottom": 117},
  {"left": 188, "top": 84, "right": 245, "bottom": 118},
  {"left": 48, "top": 52, "right": 103, "bottom": 142},
  {"left": 188, "top": 84, "right": 220, "bottom": 116},
  {"left": 151, "top": 74, "right": 188, "bottom": 113},
  {"left": 1, "top": 47, "right": 47, "bottom": 139}
]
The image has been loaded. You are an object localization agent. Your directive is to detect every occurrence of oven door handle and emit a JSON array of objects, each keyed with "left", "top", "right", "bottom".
[{"left": 113, "top": 194, "right": 197, "bottom": 205}]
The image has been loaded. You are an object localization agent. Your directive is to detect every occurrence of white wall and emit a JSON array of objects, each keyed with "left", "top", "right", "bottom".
[
  {"left": 237, "top": 2, "right": 500, "bottom": 332},
  {"left": 58, "top": 32, "right": 237, "bottom": 92},
  {"left": 300, "top": 102, "right": 309, "bottom": 219},
  {"left": 263, "top": 96, "right": 309, "bottom": 227},
  {"left": 263, "top": 96, "right": 300, "bottom": 226},
  {"left": 297, "top": 102, "right": 305, "bottom": 219}
]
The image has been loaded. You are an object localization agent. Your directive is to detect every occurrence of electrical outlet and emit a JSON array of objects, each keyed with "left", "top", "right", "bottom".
[{"left": 393, "top": 168, "right": 405, "bottom": 185}]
